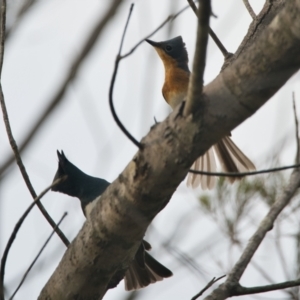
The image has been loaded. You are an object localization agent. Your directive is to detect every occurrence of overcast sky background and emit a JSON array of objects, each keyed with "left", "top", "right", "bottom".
[{"left": 1, "top": 0, "right": 300, "bottom": 299}]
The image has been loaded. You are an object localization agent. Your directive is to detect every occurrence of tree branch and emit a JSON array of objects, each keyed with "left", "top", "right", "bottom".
[
  {"left": 187, "top": 0, "right": 231, "bottom": 58},
  {"left": 0, "top": 0, "right": 69, "bottom": 247},
  {"left": 204, "top": 169, "right": 300, "bottom": 300},
  {"left": 242, "top": 0, "right": 256, "bottom": 20},
  {"left": 191, "top": 275, "right": 226, "bottom": 300},
  {"left": 38, "top": 0, "right": 300, "bottom": 299},
  {"left": 184, "top": 0, "right": 211, "bottom": 116},
  {"left": 234, "top": 279, "right": 300, "bottom": 295}
]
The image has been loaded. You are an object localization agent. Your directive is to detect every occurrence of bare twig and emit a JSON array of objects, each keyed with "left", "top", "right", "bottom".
[
  {"left": 121, "top": 16, "right": 173, "bottom": 59},
  {"left": 184, "top": 0, "right": 211, "bottom": 116},
  {"left": 234, "top": 279, "right": 300, "bottom": 295},
  {"left": 228, "top": 170, "right": 300, "bottom": 283},
  {"left": 121, "top": 2, "right": 195, "bottom": 59},
  {"left": 204, "top": 169, "right": 300, "bottom": 299},
  {"left": 0, "top": 178, "right": 66, "bottom": 300},
  {"left": 109, "top": 4, "right": 143, "bottom": 149},
  {"left": 9, "top": 212, "right": 68, "bottom": 300},
  {"left": 242, "top": 0, "right": 256, "bottom": 20},
  {"left": 0, "top": 0, "right": 69, "bottom": 246},
  {"left": 187, "top": 0, "right": 231, "bottom": 58},
  {"left": 0, "top": 83, "right": 70, "bottom": 246},
  {"left": 191, "top": 275, "right": 226, "bottom": 300},
  {"left": 0, "top": 0, "right": 124, "bottom": 177},
  {"left": 293, "top": 92, "right": 300, "bottom": 163},
  {"left": 189, "top": 163, "right": 300, "bottom": 177}
]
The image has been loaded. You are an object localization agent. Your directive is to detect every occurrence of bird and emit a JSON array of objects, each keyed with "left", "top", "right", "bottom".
[
  {"left": 146, "top": 36, "right": 255, "bottom": 189},
  {"left": 51, "top": 150, "right": 172, "bottom": 291}
]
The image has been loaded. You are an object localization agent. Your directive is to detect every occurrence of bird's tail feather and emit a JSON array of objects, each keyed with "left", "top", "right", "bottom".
[
  {"left": 187, "top": 147, "right": 216, "bottom": 189},
  {"left": 187, "top": 136, "right": 255, "bottom": 189},
  {"left": 124, "top": 252, "right": 172, "bottom": 291}
]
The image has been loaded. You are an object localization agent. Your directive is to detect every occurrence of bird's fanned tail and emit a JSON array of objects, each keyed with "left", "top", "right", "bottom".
[
  {"left": 124, "top": 251, "right": 173, "bottom": 291},
  {"left": 187, "top": 147, "right": 216, "bottom": 189},
  {"left": 187, "top": 136, "right": 255, "bottom": 189}
]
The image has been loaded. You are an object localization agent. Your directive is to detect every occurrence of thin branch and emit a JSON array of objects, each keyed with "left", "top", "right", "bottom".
[
  {"left": 117, "top": 4, "right": 133, "bottom": 56},
  {"left": 293, "top": 92, "right": 300, "bottom": 163},
  {"left": 121, "top": 16, "right": 173, "bottom": 59},
  {"left": 189, "top": 163, "right": 300, "bottom": 177},
  {"left": 0, "top": 0, "right": 124, "bottom": 177},
  {"left": 9, "top": 212, "right": 68, "bottom": 300},
  {"left": 234, "top": 279, "right": 300, "bottom": 295},
  {"left": 187, "top": 0, "right": 231, "bottom": 58},
  {"left": 0, "top": 4, "right": 69, "bottom": 246},
  {"left": 0, "top": 84, "right": 70, "bottom": 246},
  {"left": 121, "top": 2, "right": 195, "bottom": 59},
  {"left": 227, "top": 169, "right": 300, "bottom": 283},
  {"left": 184, "top": 0, "right": 211, "bottom": 116},
  {"left": 0, "top": 178, "right": 66, "bottom": 300},
  {"left": 205, "top": 169, "right": 300, "bottom": 299},
  {"left": 242, "top": 0, "right": 256, "bottom": 20},
  {"left": 109, "top": 4, "right": 142, "bottom": 149},
  {"left": 191, "top": 275, "right": 226, "bottom": 300}
]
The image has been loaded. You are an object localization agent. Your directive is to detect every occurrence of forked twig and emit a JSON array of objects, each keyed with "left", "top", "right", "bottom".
[
  {"left": 191, "top": 275, "right": 226, "bottom": 300},
  {"left": 187, "top": 0, "right": 232, "bottom": 58},
  {"left": 109, "top": 4, "right": 142, "bottom": 149}
]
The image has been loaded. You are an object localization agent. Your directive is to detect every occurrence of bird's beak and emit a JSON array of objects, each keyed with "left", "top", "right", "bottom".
[{"left": 145, "top": 39, "right": 161, "bottom": 48}]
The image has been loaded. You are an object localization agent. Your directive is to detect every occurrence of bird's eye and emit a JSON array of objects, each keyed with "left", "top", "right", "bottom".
[{"left": 165, "top": 45, "right": 172, "bottom": 52}]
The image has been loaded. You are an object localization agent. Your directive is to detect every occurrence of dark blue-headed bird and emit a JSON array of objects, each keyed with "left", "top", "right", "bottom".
[
  {"left": 51, "top": 150, "right": 172, "bottom": 291},
  {"left": 146, "top": 36, "right": 255, "bottom": 189}
]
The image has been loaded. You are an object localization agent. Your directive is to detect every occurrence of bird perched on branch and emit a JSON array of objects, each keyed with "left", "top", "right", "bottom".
[
  {"left": 146, "top": 36, "right": 255, "bottom": 189},
  {"left": 51, "top": 150, "right": 172, "bottom": 291}
]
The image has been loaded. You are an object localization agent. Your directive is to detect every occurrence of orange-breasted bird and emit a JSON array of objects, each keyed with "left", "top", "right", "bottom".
[{"left": 146, "top": 36, "right": 255, "bottom": 189}]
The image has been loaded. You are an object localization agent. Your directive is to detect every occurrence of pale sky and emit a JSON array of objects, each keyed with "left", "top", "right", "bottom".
[{"left": 1, "top": 1, "right": 300, "bottom": 299}]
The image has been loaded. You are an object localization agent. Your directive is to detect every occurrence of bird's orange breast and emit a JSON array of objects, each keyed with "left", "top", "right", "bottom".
[
  {"left": 162, "top": 66, "right": 190, "bottom": 110},
  {"left": 153, "top": 47, "right": 190, "bottom": 109}
]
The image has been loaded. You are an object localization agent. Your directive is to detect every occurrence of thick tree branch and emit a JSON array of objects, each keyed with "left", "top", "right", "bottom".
[{"left": 38, "top": 0, "right": 300, "bottom": 299}]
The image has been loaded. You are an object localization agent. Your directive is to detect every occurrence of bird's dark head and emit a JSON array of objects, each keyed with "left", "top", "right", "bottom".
[
  {"left": 52, "top": 150, "right": 110, "bottom": 214},
  {"left": 146, "top": 36, "right": 189, "bottom": 71},
  {"left": 51, "top": 150, "right": 84, "bottom": 198}
]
